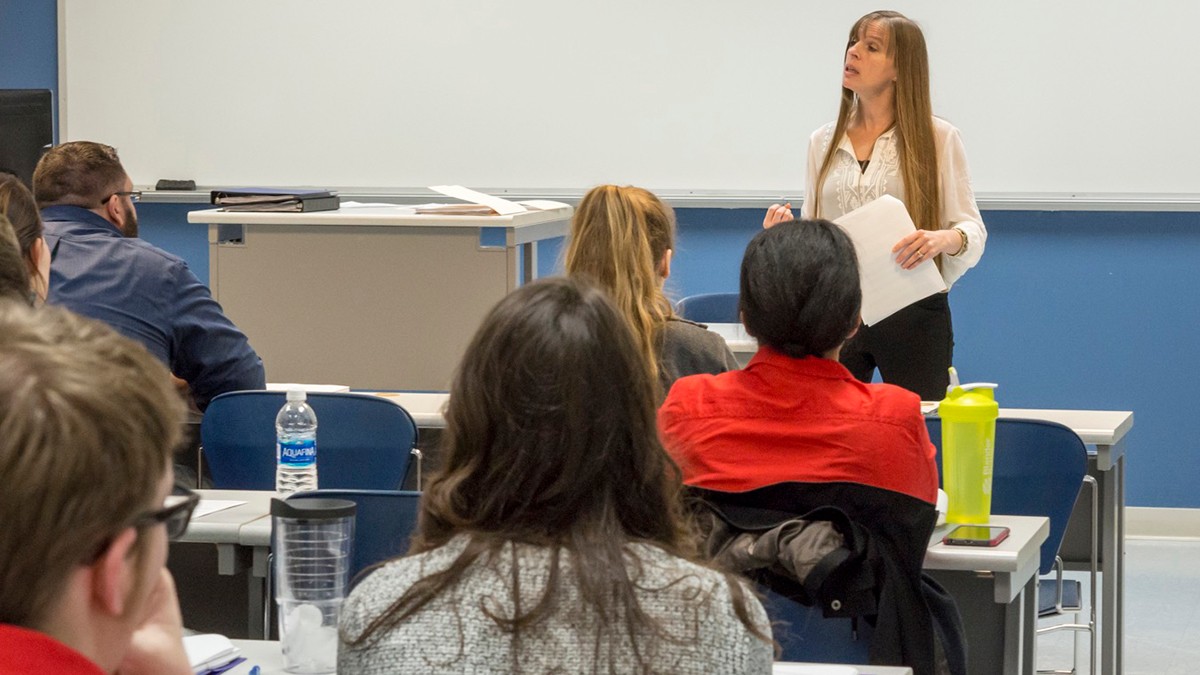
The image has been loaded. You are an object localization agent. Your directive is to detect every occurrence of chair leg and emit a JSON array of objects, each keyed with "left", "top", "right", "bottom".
[{"left": 1038, "top": 475, "right": 1098, "bottom": 675}]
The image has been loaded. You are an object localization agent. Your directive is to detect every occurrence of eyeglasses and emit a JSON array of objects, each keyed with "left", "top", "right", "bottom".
[
  {"left": 103, "top": 190, "right": 142, "bottom": 204},
  {"left": 135, "top": 489, "right": 201, "bottom": 540},
  {"left": 82, "top": 489, "right": 201, "bottom": 563}
]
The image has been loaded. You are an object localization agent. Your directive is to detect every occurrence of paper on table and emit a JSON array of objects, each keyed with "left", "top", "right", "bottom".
[
  {"left": 834, "top": 195, "right": 946, "bottom": 326},
  {"left": 429, "top": 185, "right": 526, "bottom": 216},
  {"left": 266, "top": 383, "right": 350, "bottom": 393},
  {"left": 517, "top": 199, "right": 568, "bottom": 211},
  {"left": 193, "top": 500, "right": 246, "bottom": 519},
  {"left": 183, "top": 633, "right": 241, "bottom": 671}
]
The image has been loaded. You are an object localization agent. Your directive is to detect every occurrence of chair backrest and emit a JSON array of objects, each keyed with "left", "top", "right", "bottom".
[
  {"left": 674, "top": 292, "right": 739, "bottom": 324},
  {"left": 925, "top": 418, "right": 1087, "bottom": 575},
  {"left": 691, "top": 481, "right": 941, "bottom": 672},
  {"left": 201, "top": 391, "right": 418, "bottom": 490},
  {"left": 292, "top": 489, "right": 422, "bottom": 585}
]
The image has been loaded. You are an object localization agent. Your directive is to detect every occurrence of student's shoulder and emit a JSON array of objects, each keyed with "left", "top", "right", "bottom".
[
  {"left": 664, "top": 317, "right": 726, "bottom": 346},
  {"left": 864, "top": 381, "right": 926, "bottom": 420}
]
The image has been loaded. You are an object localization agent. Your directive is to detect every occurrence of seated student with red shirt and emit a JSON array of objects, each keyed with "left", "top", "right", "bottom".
[
  {"left": 0, "top": 301, "right": 194, "bottom": 675},
  {"left": 658, "top": 218, "right": 938, "bottom": 504}
]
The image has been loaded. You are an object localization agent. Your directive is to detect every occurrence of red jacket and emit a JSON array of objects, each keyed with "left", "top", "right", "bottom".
[
  {"left": 658, "top": 348, "right": 939, "bottom": 504},
  {"left": 0, "top": 624, "right": 105, "bottom": 675}
]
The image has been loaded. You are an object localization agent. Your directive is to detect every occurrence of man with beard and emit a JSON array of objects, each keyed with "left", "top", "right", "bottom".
[{"left": 34, "top": 141, "right": 264, "bottom": 410}]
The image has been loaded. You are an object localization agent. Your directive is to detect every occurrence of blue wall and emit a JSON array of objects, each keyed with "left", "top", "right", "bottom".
[
  {"left": 11, "top": 2, "right": 1195, "bottom": 508},
  {"left": 0, "top": 0, "right": 58, "bottom": 133}
]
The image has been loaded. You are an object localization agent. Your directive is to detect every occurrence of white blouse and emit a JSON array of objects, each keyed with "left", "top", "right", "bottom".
[{"left": 800, "top": 117, "right": 986, "bottom": 290}]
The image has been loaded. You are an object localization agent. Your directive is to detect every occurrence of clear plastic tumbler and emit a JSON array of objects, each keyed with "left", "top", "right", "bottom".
[{"left": 271, "top": 497, "right": 356, "bottom": 674}]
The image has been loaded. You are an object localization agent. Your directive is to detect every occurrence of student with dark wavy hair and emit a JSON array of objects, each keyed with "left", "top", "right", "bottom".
[
  {"left": 339, "top": 277, "right": 772, "bottom": 674},
  {"left": 659, "top": 219, "right": 938, "bottom": 504}
]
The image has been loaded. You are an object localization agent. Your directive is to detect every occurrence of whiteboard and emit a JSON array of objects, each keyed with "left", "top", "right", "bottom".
[{"left": 61, "top": 1, "right": 1189, "bottom": 195}]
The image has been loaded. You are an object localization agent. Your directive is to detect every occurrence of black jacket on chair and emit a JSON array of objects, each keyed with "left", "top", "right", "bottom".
[{"left": 689, "top": 481, "right": 966, "bottom": 675}]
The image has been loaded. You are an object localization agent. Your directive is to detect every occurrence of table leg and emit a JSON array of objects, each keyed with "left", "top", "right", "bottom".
[
  {"left": 1021, "top": 573, "right": 1038, "bottom": 674},
  {"left": 1097, "top": 449, "right": 1125, "bottom": 675}
]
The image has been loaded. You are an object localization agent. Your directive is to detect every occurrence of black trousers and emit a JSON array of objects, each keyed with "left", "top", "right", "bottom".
[{"left": 840, "top": 292, "right": 954, "bottom": 401}]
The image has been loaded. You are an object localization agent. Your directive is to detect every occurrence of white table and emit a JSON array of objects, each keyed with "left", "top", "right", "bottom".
[
  {"left": 179, "top": 490, "right": 277, "bottom": 637},
  {"left": 707, "top": 322, "right": 756, "bottom": 365},
  {"left": 925, "top": 515, "right": 1048, "bottom": 675},
  {"left": 226, "top": 639, "right": 913, "bottom": 674},
  {"left": 187, "top": 491, "right": 1042, "bottom": 674},
  {"left": 189, "top": 203, "right": 572, "bottom": 392}
]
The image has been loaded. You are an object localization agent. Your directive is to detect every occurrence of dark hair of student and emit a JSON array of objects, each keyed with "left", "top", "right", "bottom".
[
  {"left": 342, "top": 277, "right": 767, "bottom": 659},
  {"left": 739, "top": 219, "right": 862, "bottom": 358}
]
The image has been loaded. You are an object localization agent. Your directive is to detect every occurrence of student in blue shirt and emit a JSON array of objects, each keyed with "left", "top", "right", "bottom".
[{"left": 34, "top": 141, "right": 264, "bottom": 410}]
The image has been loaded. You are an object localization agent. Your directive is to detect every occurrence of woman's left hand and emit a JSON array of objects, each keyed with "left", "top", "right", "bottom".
[{"left": 892, "top": 229, "right": 960, "bottom": 270}]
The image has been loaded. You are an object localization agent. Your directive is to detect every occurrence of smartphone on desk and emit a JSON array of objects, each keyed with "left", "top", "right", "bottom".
[{"left": 943, "top": 525, "right": 1010, "bottom": 547}]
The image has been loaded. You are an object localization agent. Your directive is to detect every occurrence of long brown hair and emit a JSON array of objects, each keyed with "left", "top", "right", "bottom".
[
  {"left": 343, "top": 278, "right": 766, "bottom": 665},
  {"left": 564, "top": 185, "right": 675, "bottom": 383},
  {"left": 0, "top": 175, "right": 46, "bottom": 299},
  {"left": 813, "top": 11, "right": 940, "bottom": 234}
]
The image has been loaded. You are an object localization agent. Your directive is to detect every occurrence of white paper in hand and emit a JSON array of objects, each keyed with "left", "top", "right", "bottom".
[{"left": 833, "top": 195, "right": 946, "bottom": 326}]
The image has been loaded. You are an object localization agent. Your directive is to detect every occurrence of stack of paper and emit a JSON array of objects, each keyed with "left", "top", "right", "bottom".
[{"left": 183, "top": 633, "right": 243, "bottom": 675}]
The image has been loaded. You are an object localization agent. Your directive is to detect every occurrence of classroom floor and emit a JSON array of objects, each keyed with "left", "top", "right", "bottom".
[{"left": 1037, "top": 537, "right": 1200, "bottom": 674}]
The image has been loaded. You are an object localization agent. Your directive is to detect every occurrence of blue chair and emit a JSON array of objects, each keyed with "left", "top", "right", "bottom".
[
  {"left": 291, "top": 489, "right": 422, "bottom": 584},
  {"left": 926, "top": 417, "right": 1096, "bottom": 675},
  {"left": 674, "top": 292, "right": 739, "bottom": 324},
  {"left": 201, "top": 391, "right": 419, "bottom": 491},
  {"left": 691, "top": 482, "right": 955, "bottom": 673}
]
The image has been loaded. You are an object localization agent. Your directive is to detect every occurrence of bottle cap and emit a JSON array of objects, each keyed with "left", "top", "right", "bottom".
[{"left": 286, "top": 390, "right": 307, "bottom": 402}]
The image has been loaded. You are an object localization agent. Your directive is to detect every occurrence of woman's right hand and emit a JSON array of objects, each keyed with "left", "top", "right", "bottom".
[{"left": 763, "top": 203, "right": 793, "bottom": 229}]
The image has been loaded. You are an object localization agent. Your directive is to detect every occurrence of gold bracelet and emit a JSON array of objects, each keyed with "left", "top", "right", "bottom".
[{"left": 951, "top": 227, "right": 968, "bottom": 256}]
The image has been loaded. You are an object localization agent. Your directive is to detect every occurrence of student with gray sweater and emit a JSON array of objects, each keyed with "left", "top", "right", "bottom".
[{"left": 338, "top": 278, "right": 771, "bottom": 674}]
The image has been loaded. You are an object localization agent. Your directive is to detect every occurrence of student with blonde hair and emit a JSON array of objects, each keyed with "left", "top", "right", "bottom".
[
  {"left": 765, "top": 10, "right": 986, "bottom": 401},
  {"left": 566, "top": 184, "right": 737, "bottom": 395}
]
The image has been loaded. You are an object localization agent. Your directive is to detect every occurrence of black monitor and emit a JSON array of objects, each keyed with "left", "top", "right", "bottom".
[{"left": 0, "top": 89, "right": 54, "bottom": 188}]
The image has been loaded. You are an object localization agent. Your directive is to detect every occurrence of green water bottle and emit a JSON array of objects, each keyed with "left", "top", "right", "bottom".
[{"left": 940, "top": 368, "right": 999, "bottom": 524}]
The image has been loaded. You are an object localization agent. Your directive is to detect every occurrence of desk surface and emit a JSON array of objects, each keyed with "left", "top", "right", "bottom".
[
  {"left": 188, "top": 203, "right": 572, "bottom": 229},
  {"left": 179, "top": 490, "right": 275, "bottom": 545},
  {"left": 227, "top": 639, "right": 911, "bottom": 674},
  {"left": 364, "top": 389, "right": 1134, "bottom": 449}
]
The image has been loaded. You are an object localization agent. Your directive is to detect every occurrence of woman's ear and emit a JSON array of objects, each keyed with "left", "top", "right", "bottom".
[
  {"left": 658, "top": 249, "right": 673, "bottom": 280},
  {"left": 847, "top": 316, "right": 863, "bottom": 341}
]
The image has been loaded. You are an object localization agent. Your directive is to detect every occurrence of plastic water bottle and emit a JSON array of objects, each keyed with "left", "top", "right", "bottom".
[{"left": 276, "top": 390, "right": 318, "bottom": 495}]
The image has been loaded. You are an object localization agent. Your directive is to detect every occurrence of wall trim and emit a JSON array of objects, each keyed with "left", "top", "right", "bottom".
[{"left": 1127, "top": 507, "right": 1200, "bottom": 540}]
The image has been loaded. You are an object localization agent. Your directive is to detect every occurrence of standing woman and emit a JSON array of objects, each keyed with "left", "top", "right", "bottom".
[
  {"left": 765, "top": 11, "right": 986, "bottom": 400},
  {"left": 0, "top": 174, "right": 51, "bottom": 304},
  {"left": 566, "top": 185, "right": 738, "bottom": 397}
]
